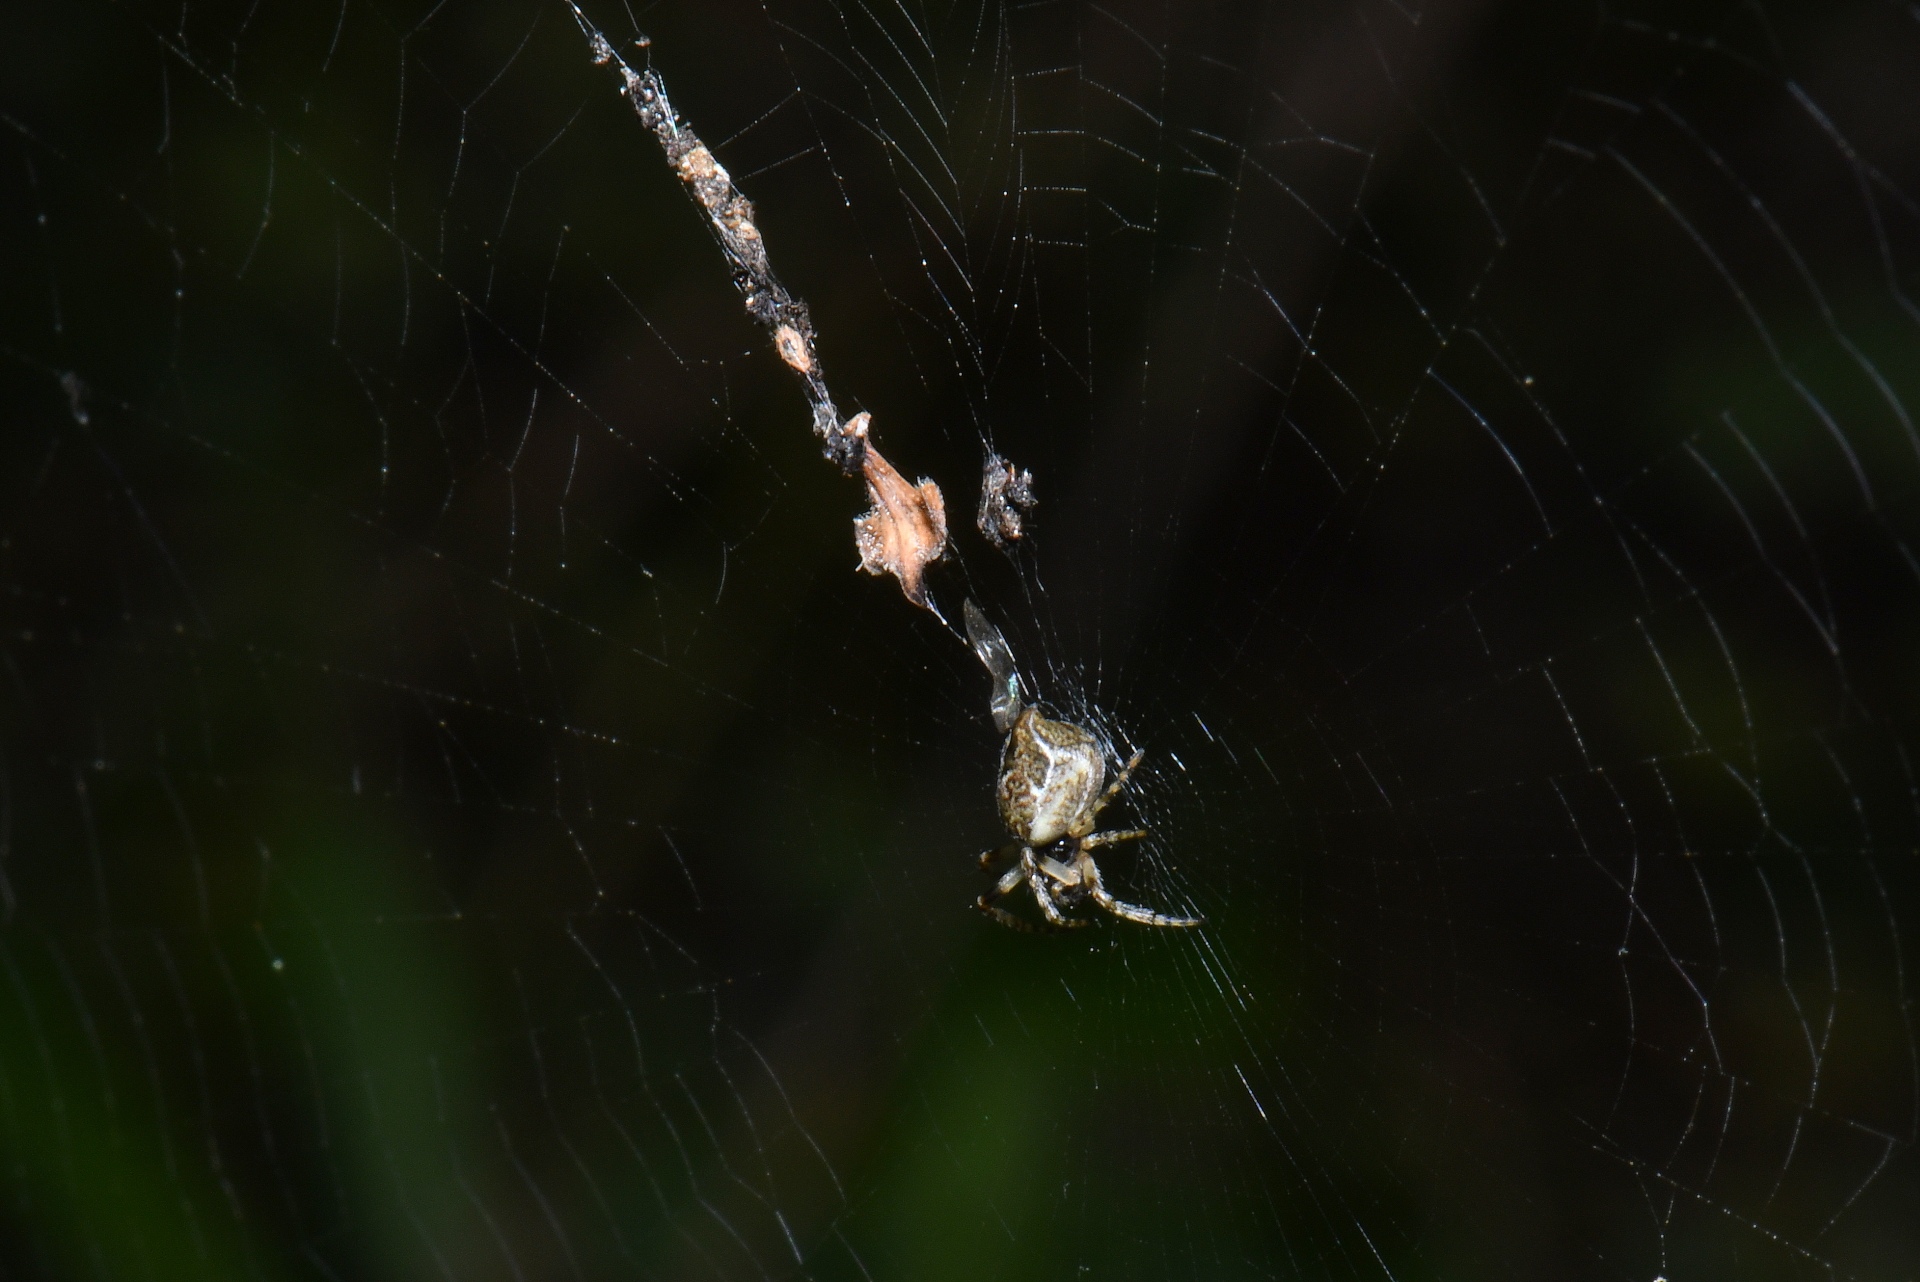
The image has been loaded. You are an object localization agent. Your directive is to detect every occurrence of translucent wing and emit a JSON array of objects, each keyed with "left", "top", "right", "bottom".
[{"left": 963, "top": 600, "right": 1024, "bottom": 733}]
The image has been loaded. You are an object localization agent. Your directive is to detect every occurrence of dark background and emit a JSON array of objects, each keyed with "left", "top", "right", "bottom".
[{"left": 2, "top": 1, "right": 1918, "bottom": 1278}]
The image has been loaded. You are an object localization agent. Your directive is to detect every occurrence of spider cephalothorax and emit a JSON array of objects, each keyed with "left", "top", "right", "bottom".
[{"left": 964, "top": 602, "right": 1201, "bottom": 931}]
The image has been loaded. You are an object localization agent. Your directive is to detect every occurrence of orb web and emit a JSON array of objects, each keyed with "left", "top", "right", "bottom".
[{"left": 0, "top": 1, "right": 1915, "bottom": 1279}]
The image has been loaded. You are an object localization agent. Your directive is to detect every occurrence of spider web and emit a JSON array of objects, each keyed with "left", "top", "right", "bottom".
[{"left": 1, "top": 0, "right": 1917, "bottom": 1277}]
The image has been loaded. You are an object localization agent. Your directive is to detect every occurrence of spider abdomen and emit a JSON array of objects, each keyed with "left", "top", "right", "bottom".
[{"left": 997, "top": 707, "right": 1105, "bottom": 846}]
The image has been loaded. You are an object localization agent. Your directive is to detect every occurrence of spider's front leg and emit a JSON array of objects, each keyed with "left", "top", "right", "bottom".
[
  {"left": 975, "top": 851, "right": 1036, "bottom": 929},
  {"left": 978, "top": 841, "right": 1025, "bottom": 871},
  {"left": 975, "top": 848, "right": 1086, "bottom": 931},
  {"left": 1074, "top": 848, "right": 1203, "bottom": 929},
  {"left": 1022, "top": 848, "right": 1085, "bottom": 928}
]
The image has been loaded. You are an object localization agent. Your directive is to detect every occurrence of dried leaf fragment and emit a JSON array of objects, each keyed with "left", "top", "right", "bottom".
[
  {"left": 850, "top": 414, "right": 948, "bottom": 607},
  {"left": 774, "top": 324, "right": 812, "bottom": 373}
]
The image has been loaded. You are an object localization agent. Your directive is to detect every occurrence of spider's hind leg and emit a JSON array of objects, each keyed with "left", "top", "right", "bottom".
[{"left": 1087, "top": 749, "right": 1146, "bottom": 824}]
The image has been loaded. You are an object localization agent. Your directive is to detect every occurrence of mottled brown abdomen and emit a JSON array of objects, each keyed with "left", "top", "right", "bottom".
[{"left": 996, "top": 707, "right": 1105, "bottom": 846}]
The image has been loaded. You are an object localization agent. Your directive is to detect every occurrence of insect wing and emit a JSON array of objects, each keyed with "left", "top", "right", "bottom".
[{"left": 963, "top": 600, "right": 1024, "bottom": 733}]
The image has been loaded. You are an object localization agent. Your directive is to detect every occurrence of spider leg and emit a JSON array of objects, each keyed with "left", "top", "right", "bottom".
[
  {"left": 978, "top": 841, "right": 1025, "bottom": 871},
  {"left": 976, "top": 851, "right": 1036, "bottom": 928},
  {"left": 974, "top": 848, "right": 1086, "bottom": 931},
  {"left": 1037, "top": 853, "right": 1082, "bottom": 885},
  {"left": 1019, "top": 848, "right": 1087, "bottom": 929},
  {"left": 1075, "top": 849, "right": 1202, "bottom": 929},
  {"left": 974, "top": 899, "right": 1050, "bottom": 932},
  {"left": 980, "top": 856, "right": 1027, "bottom": 901},
  {"left": 1032, "top": 852, "right": 1093, "bottom": 912},
  {"left": 1079, "top": 828, "right": 1147, "bottom": 851},
  {"left": 1027, "top": 859, "right": 1086, "bottom": 929},
  {"left": 1086, "top": 748, "right": 1145, "bottom": 824}
]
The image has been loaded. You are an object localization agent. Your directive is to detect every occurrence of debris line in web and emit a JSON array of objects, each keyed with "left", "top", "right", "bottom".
[{"left": 567, "top": 4, "right": 951, "bottom": 607}]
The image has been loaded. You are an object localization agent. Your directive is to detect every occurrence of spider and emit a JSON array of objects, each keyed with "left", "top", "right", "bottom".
[{"left": 964, "top": 602, "right": 1202, "bottom": 931}]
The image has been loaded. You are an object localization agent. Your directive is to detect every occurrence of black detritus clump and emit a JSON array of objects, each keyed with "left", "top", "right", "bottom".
[
  {"left": 580, "top": 21, "right": 864, "bottom": 474},
  {"left": 977, "top": 453, "right": 1036, "bottom": 551}
]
